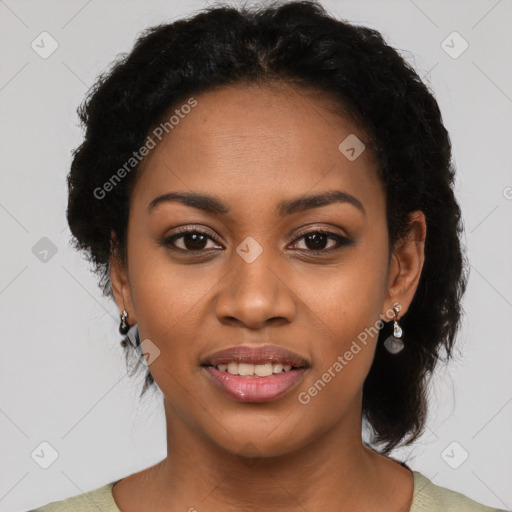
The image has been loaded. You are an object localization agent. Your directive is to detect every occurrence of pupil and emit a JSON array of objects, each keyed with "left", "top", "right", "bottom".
[
  {"left": 185, "top": 233, "right": 206, "bottom": 250},
  {"left": 306, "top": 233, "right": 326, "bottom": 250}
]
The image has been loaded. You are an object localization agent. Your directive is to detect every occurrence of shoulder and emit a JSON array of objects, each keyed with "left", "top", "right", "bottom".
[
  {"left": 29, "top": 480, "right": 121, "bottom": 512},
  {"left": 411, "top": 471, "right": 509, "bottom": 512}
]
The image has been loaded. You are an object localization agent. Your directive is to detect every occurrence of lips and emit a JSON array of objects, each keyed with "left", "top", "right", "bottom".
[
  {"left": 200, "top": 344, "right": 310, "bottom": 368},
  {"left": 203, "top": 366, "right": 308, "bottom": 402},
  {"left": 200, "top": 344, "right": 310, "bottom": 402}
]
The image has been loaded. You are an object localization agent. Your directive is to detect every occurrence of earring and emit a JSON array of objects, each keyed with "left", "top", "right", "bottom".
[
  {"left": 119, "top": 309, "right": 130, "bottom": 335},
  {"left": 383, "top": 304, "right": 404, "bottom": 354}
]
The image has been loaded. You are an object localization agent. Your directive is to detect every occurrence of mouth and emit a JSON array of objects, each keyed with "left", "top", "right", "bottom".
[{"left": 200, "top": 344, "right": 310, "bottom": 402}]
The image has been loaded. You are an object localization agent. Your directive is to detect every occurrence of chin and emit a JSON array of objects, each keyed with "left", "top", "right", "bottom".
[{"left": 206, "top": 418, "right": 313, "bottom": 460}]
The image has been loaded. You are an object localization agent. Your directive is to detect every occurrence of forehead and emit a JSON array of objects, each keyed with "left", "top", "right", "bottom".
[{"left": 131, "top": 83, "right": 383, "bottom": 217}]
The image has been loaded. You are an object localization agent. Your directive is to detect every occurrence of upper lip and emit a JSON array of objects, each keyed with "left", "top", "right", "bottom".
[{"left": 200, "top": 344, "right": 310, "bottom": 368}]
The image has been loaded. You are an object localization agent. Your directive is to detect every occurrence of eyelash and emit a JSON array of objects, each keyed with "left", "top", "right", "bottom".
[{"left": 160, "top": 226, "right": 352, "bottom": 256}]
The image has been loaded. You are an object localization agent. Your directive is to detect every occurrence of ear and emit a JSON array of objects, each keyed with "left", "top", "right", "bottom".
[
  {"left": 382, "top": 211, "right": 426, "bottom": 321},
  {"left": 109, "top": 230, "right": 136, "bottom": 326}
]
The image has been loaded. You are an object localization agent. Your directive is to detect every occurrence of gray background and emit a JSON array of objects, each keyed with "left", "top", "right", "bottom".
[{"left": 1, "top": 0, "right": 511, "bottom": 510}]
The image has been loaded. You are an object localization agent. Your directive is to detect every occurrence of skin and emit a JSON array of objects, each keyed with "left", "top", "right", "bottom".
[{"left": 109, "top": 82, "right": 426, "bottom": 511}]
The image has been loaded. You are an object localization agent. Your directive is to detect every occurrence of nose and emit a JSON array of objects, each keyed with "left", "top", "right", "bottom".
[{"left": 214, "top": 244, "right": 297, "bottom": 330}]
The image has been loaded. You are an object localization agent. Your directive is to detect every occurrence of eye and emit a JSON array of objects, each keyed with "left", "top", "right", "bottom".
[
  {"left": 160, "top": 227, "right": 352, "bottom": 256},
  {"left": 161, "top": 228, "right": 223, "bottom": 253},
  {"left": 288, "top": 229, "right": 352, "bottom": 255}
]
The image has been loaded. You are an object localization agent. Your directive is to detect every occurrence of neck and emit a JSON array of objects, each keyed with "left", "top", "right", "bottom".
[{"left": 136, "top": 396, "right": 411, "bottom": 512}]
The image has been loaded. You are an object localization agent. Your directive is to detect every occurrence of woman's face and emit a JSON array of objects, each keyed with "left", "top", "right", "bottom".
[{"left": 111, "top": 83, "right": 424, "bottom": 458}]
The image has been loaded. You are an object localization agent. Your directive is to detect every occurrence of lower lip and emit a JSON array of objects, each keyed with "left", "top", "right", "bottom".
[{"left": 202, "top": 366, "right": 307, "bottom": 403}]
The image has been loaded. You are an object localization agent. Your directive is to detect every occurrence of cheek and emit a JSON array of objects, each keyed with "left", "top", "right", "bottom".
[
  {"left": 127, "top": 228, "right": 221, "bottom": 326},
  {"left": 296, "top": 230, "right": 388, "bottom": 344},
  {"left": 296, "top": 234, "right": 389, "bottom": 408},
  {"left": 125, "top": 247, "right": 211, "bottom": 402},
  {"left": 296, "top": 302, "right": 381, "bottom": 425}
]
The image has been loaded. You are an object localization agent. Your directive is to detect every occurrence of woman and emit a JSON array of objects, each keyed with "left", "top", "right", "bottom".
[{"left": 31, "top": 1, "right": 507, "bottom": 510}]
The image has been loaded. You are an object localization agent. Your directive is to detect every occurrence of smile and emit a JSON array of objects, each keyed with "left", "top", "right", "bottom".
[
  {"left": 212, "top": 362, "right": 294, "bottom": 376},
  {"left": 202, "top": 365, "right": 308, "bottom": 402}
]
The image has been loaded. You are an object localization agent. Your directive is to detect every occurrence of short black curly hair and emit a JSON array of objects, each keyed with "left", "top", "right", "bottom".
[{"left": 66, "top": 0, "right": 468, "bottom": 455}]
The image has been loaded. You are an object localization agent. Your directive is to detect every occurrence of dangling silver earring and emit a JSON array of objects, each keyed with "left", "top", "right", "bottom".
[
  {"left": 384, "top": 304, "right": 404, "bottom": 354},
  {"left": 119, "top": 309, "right": 130, "bottom": 335}
]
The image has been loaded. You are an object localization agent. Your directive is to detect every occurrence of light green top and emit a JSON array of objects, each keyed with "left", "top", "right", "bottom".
[{"left": 31, "top": 471, "right": 509, "bottom": 511}]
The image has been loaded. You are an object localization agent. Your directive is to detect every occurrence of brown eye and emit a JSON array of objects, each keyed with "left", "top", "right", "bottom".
[
  {"left": 161, "top": 228, "right": 351, "bottom": 256},
  {"left": 180, "top": 232, "right": 208, "bottom": 251},
  {"left": 303, "top": 232, "right": 332, "bottom": 251},
  {"left": 162, "top": 229, "right": 223, "bottom": 253},
  {"left": 289, "top": 230, "right": 352, "bottom": 254}
]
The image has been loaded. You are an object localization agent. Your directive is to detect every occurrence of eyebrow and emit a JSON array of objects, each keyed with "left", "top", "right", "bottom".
[{"left": 147, "top": 189, "right": 366, "bottom": 217}]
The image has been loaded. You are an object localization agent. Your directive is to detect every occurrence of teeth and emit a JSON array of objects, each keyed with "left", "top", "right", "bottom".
[
  {"left": 227, "top": 362, "right": 239, "bottom": 375},
  {"left": 216, "top": 362, "right": 293, "bottom": 376},
  {"left": 255, "top": 363, "right": 274, "bottom": 377},
  {"left": 238, "top": 363, "right": 255, "bottom": 376},
  {"left": 272, "top": 363, "right": 284, "bottom": 373}
]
